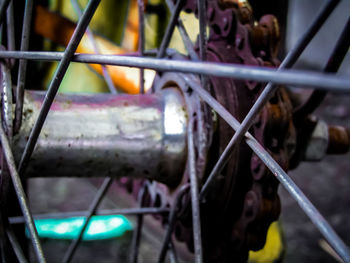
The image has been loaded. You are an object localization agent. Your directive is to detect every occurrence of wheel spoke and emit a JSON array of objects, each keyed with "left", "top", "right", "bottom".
[
  {"left": 138, "top": 0, "right": 145, "bottom": 94},
  {"left": 196, "top": 0, "right": 208, "bottom": 90},
  {"left": 200, "top": 0, "right": 341, "bottom": 199},
  {"left": 196, "top": 0, "right": 207, "bottom": 63},
  {"left": 70, "top": 0, "right": 116, "bottom": 94},
  {"left": 295, "top": 17, "right": 350, "bottom": 118},
  {"left": 157, "top": 0, "right": 185, "bottom": 58},
  {"left": 0, "top": 125, "right": 46, "bottom": 262},
  {"left": 168, "top": 240, "right": 179, "bottom": 263},
  {"left": 17, "top": 0, "right": 101, "bottom": 175},
  {"left": 61, "top": 177, "right": 113, "bottom": 263},
  {"left": 165, "top": 0, "right": 199, "bottom": 61},
  {"left": 0, "top": 51, "right": 349, "bottom": 92},
  {"left": 164, "top": 0, "right": 198, "bottom": 61},
  {"left": 158, "top": 185, "right": 189, "bottom": 263},
  {"left": 6, "top": 226, "right": 28, "bottom": 263},
  {"left": 129, "top": 186, "right": 147, "bottom": 263},
  {"left": 0, "top": 0, "right": 10, "bottom": 25},
  {"left": 0, "top": 211, "right": 10, "bottom": 262},
  {"left": 188, "top": 117, "right": 203, "bottom": 263},
  {"left": 5, "top": 0, "right": 15, "bottom": 67},
  {"left": 14, "top": 0, "right": 33, "bottom": 133}
]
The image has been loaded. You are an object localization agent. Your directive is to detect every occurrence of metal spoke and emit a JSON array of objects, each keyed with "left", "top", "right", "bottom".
[
  {"left": 62, "top": 177, "right": 113, "bottom": 263},
  {"left": 182, "top": 74, "right": 350, "bottom": 263},
  {"left": 6, "top": 226, "right": 28, "bottom": 263},
  {"left": 188, "top": 117, "right": 203, "bottom": 263},
  {"left": 0, "top": 211, "right": 10, "bottom": 262},
  {"left": 165, "top": 0, "right": 199, "bottom": 61},
  {"left": 197, "top": 0, "right": 208, "bottom": 90},
  {"left": 14, "top": 0, "right": 33, "bottom": 133},
  {"left": 0, "top": 0, "right": 10, "bottom": 25},
  {"left": 197, "top": 0, "right": 207, "bottom": 63},
  {"left": 129, "top": 186, "right": 147, "bottom": 263},
  {"left": 18, "top": 0, "right": 101, "bottom": 175},
  {"left": 138, "top": 0, "right": 145, "bottom": 94},
  {"left": 295, "top": 17, "right": 350, "bottom": 118},
  {"left": 0, "top": 51, "right": 350, "bottom": 92},
  {"left": 6, "top": 0, "right": 15, "bottom": 67},
  {"left": 168, "top": 240, "right": 179, "bottom": 263},
  {"left": 9, "top": 207, "right": 169, "bottom": 224},
  {"left": 0, "top": 125, "right": 46, "bottom": 262},
  {"left": 164, "top": 0, "right": 198, "bottom": 61},
  {"left": 129, "top": 212, "right": 143, "bottom": 263},
  {"left": 158, "top": 185, "right": 189, "bottom": 263},
  {"left": 200, "top": 0, "right": 341, "bottom": 199},
  {"left": 70, "top": 0, "right": 116, "bottom": 94},
  {"left": 157, "top": 0, "right": 185, "bottom": 58}
]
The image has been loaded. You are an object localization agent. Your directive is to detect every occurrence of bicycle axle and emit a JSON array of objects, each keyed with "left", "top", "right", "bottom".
[{"left": 12, "top": 88, "right": 187, "bottom": 187}]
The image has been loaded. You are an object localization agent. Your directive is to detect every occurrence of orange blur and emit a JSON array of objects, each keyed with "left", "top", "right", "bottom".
[{"left": 34, "top": 3, "right": 152, "bottom": 94}]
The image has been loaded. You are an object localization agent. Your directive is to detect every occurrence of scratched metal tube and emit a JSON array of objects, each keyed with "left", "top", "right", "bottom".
[
  {"left": 183, "top": 75, "right": 350, "bottom": 262},
  {"left": 13, "top": 89, "right": 187, "bottom": 185},
  {"left": 0, "top": 51, "right": 349, "bottom": 92},
  {"left": 200, "top": 0, "right": 341, "bottom": 199}
]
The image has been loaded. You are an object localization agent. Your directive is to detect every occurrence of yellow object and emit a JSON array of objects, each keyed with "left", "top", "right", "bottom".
[{"left": 248, "top": 221, "right": 284, "bottom": 263}]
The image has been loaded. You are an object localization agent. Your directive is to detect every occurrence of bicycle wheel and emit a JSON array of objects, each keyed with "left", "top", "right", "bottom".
[{"left": 0, "top": 0, "right": 349, "bottom": 262}]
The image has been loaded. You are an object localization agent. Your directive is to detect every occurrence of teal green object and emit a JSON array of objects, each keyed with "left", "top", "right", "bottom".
[{"left": 30, "top": 215, "right": 132, "bottom": 241}]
